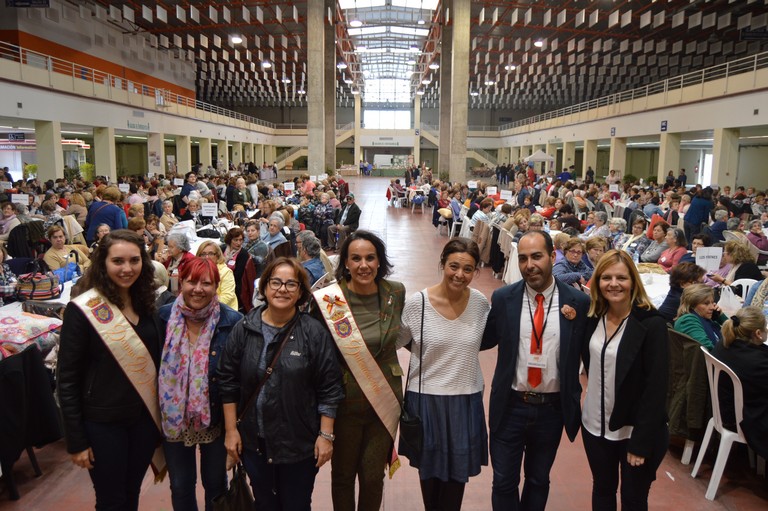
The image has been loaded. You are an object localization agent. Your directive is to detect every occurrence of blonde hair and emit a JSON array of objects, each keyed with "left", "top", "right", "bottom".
[
  {"left": 588, "top": 249, "right": 654, "bottom": 317},
  {"left": 676, "top": 283, "right": 714, "bottom": 319},
  {"left": 196, "top": 240, "right": 225, "bottom": 264},
  {"left": 721, "top": 306, "right": 766, "bottom": 347},
  {"left": 724, "top": 240, "right": 756, "bottom": 264}
]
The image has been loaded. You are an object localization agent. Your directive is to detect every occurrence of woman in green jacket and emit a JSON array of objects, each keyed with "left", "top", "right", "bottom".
[{"left": 674, "top": 284, "right": 728, "bottom": 350}]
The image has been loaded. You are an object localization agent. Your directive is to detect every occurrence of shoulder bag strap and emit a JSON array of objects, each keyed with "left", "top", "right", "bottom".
[
  {"left": 236, "top": 316, "right": 298, "bottom": 424},
  {"left": 403, "top": 292, "right": 425, "bottom": 415}
]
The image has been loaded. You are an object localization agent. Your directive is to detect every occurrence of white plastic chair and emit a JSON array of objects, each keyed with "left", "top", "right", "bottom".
[
  {"left": 389, "top": 186, "right": 407, "bottom": 208},
  {"left": 730, "top": 278, "right": 757, "bottom": 300},
  {"left": 691, "top": 347, "right": 748, "bottom": 500},
  {"left": 410, "top": 193, "right": 426, "bottom": 214},
  {"left": 450, "top": 205, "right": 469, "bottom": 238}
]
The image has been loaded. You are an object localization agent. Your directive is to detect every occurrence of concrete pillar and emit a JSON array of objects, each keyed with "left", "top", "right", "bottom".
[
  {"left": 34, "top": 120, "right": 63, "bottom": 181},
  {"left": 448, "top": 0, "right": 470, "bottom": 183},
  {"left": 215, "top": 140, "right": 228, "bottom": 171},
  {"left": 147, "top": 132, "right": 165, "bottom": 178},
  {"left": 582, "top": 139, "right": 598, "bottom": 179},
  {"left": 176, "top": 135, "right": 192, "bottom": 176},
  {"left": 609, "top": 137, "right": 627, "bottom": 177},
  {"left": 231, "top": 141, "right": 242, "bottom": 166},
  {"left": 354, "top": 95, "right": 362, "bottom": 166},
  {"left": 563, "top": 141, "right": 576, "bottom": 169},
  {"left": 413, "top": 97, "right": 421, "bottom": 165},
  {"left": 520, "top": 145, "right": 531, "bottom": 158},
  {"left": 712, "top": 128, "right": 739, "bottom": 190},
  {"left": 657, "top": 133, "right": 681, "bottom": 185},
  {"left": 265, "top": 146, "right": 276, "bottom": 165},
  {"left": 255, "top": 144, "right": 264, "bottom": 166},
  {"left": 546, "top": 142, "right": 558, "bottom": 167},
  {"left": 437, "top": 1, "right": 453, "bottom": 179},
  {"left": 94, "top": 127, "right": 117, "bottom": 183},
  {"left": 306, "top": 0, "right": 325, "bottom": 175},
  {"left": 509, "top": 146, "right": 520, "bottom": 164},
  {"left": 198, "top": 138, "right": 212, "bottom": 169},
  {"left": 242, "top": 142, "right": 253, "bottom": 164},
  {"left": 324, "top": 0, "right": 336, "bottom": 174}
]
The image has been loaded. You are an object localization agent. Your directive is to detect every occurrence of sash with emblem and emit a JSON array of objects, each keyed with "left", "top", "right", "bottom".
[
  {"left": 313, "top": 282, "right": 402, "bottom": 477},
  {"left": 72, "top": 288, "right": 167, "bottom": 481}
]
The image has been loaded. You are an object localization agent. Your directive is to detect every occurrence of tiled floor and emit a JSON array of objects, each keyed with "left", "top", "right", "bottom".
[{"left": 2, "top": 175, "right": 766, "bottom": 510}]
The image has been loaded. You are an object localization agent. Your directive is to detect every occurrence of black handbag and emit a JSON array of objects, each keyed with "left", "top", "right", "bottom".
[
  {"left": 211, "top": 463, "right": 254, "bottom": 511},
  {"left": 399, "top": 291, "right": 425, "bottom": 464}
]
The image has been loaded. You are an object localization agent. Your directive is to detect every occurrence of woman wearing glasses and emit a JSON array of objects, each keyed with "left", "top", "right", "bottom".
[
  {"left": 553, "top": 238, "right": 593, "bottom": 287},
  {"left": 196, "top": 241, "right": 238, "bottom": 310},
  {"left": 218, "top": 257, "right": 343, "bottom": 510}
]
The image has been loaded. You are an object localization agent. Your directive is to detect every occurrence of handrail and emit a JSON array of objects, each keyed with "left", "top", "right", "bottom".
[
  {"left": 276, "top": 146, "right": 303, "bottom": 161},
  {"left": 470, "top": 148, "right": 498, "bottom": 165},
  {"left": 500, "top": 51, "right": 768, "bottom": 131},
  {"left": 0, "top": 40, "right": 277, "bottom": 130}
]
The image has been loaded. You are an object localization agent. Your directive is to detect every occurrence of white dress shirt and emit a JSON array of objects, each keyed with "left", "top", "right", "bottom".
[
  {"left": 514, "top": 279, "right": 561, "bottom": 393},
  {"left": 582, "top": 317, "right": 634, "bottom": 441}
]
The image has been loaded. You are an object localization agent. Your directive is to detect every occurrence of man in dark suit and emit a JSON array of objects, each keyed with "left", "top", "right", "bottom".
[
  {"left": 482, "top": 231, "right": 590, "bottom": 511},
  {"left": 327, "top": 193, "right": 361, "bottom": 251}
]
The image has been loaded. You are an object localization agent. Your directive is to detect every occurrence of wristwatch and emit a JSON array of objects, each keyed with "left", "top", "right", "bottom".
[{"left": 318, "top": 431, "right": 335, "bottom": 442}]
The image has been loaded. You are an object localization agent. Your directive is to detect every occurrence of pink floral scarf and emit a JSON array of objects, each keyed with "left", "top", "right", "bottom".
[{"left": 159, "top": 294, "right": 221, "bottom": 439}]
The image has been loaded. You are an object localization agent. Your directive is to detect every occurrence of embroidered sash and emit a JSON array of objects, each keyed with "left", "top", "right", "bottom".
[
  {"left": 313, "top": 282, "right": 402, "bottom": 477},
  {"left": 73, "top": 289, "right": 167, "bottom": 482}
]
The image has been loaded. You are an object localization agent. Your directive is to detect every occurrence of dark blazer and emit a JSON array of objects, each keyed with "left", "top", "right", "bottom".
[
  {"left": 583, "top": 307, "right": 669, "bottom": 458},
  {"left": 482, "top": 279, "right": 591, "bottom": 441},
  {"left": 335, "top": 202, "right": 361, "bottom": 231}
]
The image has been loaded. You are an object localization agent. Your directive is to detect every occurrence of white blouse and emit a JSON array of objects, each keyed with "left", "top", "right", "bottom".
[{"left": 582, "top": 316, "right": 634, "bottom": 441}]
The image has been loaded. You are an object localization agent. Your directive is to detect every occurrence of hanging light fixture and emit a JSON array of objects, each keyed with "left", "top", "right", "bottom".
[
  {"left": 428, "top": 62, "right": 439, "bottom": 70},
  {"left": 261, "top": 60, "right": 272, "bottom": 69},
  {"left": 337, "top": 61, "right": 348, "bottom": 69}
]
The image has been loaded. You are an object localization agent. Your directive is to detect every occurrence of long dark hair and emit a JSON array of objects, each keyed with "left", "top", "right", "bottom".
[
  {"left": 76, "top": 230, "right": 157, "bottom": 316},
  {"left": 334, "top": 230, "right": 393, "bottom": 283}
]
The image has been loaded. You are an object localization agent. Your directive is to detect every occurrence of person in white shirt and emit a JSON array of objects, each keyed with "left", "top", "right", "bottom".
[
  {"left": 398, "top": 238, "right": 490, "bottom": 511},
  {"left": 581, "top": 249, "right": 669, "bottom": 510},
  {"left": 482, "top": 231, "right": 591, "bottom": 511}
]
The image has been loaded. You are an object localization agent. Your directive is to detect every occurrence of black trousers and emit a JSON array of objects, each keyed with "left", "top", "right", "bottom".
[
  {"left": 581, "top": 426, "right": 668, "bottom": 511},
  {"left": 420, "top": 478, "right": 466, "bottom": 511}
]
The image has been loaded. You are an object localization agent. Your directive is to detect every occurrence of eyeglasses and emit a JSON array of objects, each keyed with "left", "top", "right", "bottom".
[
  {"left": 199, "top": 251, "right": 218, "bottom": 258},
  {"left": 567, "top": 250, "right": 583, "bottom": 256},
  {"left": 268, "top": 278, "right": 300, "bottom": 292}
]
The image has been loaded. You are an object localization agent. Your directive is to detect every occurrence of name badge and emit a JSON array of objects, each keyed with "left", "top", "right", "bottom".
[{"left": 528, "top": 354, "right": 547, "bottom": 369}]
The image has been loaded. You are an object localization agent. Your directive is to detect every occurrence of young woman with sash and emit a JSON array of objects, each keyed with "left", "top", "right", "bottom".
[
  {"left": 396, "top": 238, "right": 490, "bottom": 510},
  {"left": 58, "top": 230, "right": 165, "bottom": 510},
  {"left": 218, "top": 257, "right": 343, "bottom": 510},
  {"left": 158, "top": 257, "right": 242, "bottom": 510},
  {"left": 312, "top": 230, "right": 406, "bottom": 511}
]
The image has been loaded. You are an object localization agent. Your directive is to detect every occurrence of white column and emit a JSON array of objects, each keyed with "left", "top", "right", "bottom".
[
  {"left": 582, "top": 139, "right": 598, "bottom": 180},
  {"left": 657, "top": 133, "right": 681, "bottom": 185},
  {"left": 147, "top": 132, "right": 165, "bottom": 178},
  {"left": 609, "top": 137, "right": 627, "bottom": 176},
  {"left": 307, "top": 0, "right": 325, "bottom": 175},
  {"left": 712, "top": 128, "right": 739, "bottom": 190},
  {"left": 176, "top": 135, "right": 192, "bottom": 176},
  {"left": 94, "top": 127, "right": 117, "bottom": 182},
  {"left": 34, "top": 120, "right": 63, "bottom": 181}
]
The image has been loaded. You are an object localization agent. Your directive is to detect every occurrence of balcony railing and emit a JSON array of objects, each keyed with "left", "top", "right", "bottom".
[
  {"left": 499, "top": 51, "right": 768, "bottom": 131},
  {"left": 0, "top": 41, "right": 277, "bottom": 130}
]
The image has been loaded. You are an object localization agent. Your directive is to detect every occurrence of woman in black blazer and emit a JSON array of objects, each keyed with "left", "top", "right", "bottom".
[{"left": 582, "top": 250, "right": 669, "bottom": 511}]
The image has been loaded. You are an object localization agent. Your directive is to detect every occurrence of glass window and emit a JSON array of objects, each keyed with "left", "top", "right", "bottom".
[{"left": 363, "top": 110, "right": 411, "bottom": 129}]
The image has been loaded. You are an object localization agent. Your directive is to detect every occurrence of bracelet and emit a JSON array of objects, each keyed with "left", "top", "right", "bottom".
[{"left": 318, "top": 431, "right": 335, "bottom": 442}]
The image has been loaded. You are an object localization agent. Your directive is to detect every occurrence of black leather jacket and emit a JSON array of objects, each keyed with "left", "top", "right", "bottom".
[
  {"left": 217, "top": 306, "right": 344, "bottom": 464},
  {"left": 58, "top": 302, "right": 162, "bottom": 454}
]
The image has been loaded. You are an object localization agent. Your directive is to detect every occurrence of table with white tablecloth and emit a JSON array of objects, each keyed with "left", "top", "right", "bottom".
[{"left": 639, "top": 272, "right": 670, "bottom": 308}]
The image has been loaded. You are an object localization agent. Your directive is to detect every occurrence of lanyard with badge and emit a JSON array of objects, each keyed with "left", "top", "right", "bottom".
[{"left": 525, "top": 284, "right": 556, "bottom": 369}]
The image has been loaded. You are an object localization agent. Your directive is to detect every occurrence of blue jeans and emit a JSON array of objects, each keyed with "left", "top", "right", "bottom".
[
  {"left": 163, "top": 434, "right": 228, "bottom": 511},
  {"left": 83, "top": 410, "right": 160, "bottom": 511},
  {"left": 490, "top": 395, "right": 564, "bottom": 511},
  {"left": 242, "top": 442, "right": 318, "bottom": 511}
]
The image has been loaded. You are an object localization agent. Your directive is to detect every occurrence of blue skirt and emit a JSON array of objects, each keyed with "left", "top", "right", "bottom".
[{"left": 398, "top": 391, "right": 489, "bottom": 483}]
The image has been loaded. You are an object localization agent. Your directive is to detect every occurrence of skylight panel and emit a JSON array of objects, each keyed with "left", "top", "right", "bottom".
[
  {"left": 340, "top": 0, "right": 385, "bottom": 9},
  {"left": 390, "top": 26, "right": 430, "bottom": 37},
  {"left": 348, "top": 26, "right": 387, "bottom": 36},
  {"left": 391, "top": 0, "right": 439, "bottom": 10}
]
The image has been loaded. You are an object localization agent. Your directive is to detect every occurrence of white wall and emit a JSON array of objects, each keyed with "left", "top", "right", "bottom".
[{"left": 737, "top": 146, "right": 768, "bottom": 190}]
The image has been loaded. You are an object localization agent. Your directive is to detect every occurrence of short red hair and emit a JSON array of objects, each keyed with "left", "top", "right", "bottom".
[{"left": 179, "top": 257, "right": 220, "bottom": 287}]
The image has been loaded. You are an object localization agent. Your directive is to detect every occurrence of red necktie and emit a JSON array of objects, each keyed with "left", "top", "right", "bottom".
[{"left": 528, "top": 293, "right": 545, "bottom": 388}]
